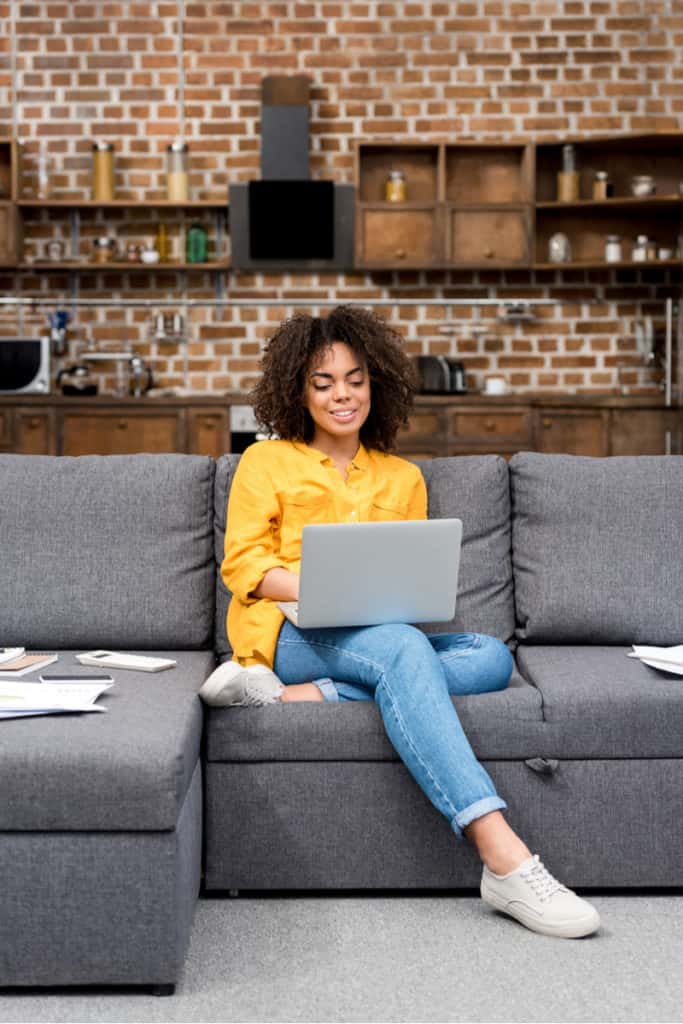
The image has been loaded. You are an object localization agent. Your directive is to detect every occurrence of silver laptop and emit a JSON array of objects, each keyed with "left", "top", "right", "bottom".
[{"left": 278, "top": 518, "right": 462, "bottom": 629}]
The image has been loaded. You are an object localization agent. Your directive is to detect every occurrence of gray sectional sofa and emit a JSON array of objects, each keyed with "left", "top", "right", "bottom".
[{"left": 1, "top": 450, "right": 682, "bottom": 991}]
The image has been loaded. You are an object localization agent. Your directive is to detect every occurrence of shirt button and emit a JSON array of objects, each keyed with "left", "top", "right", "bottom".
[{"left": 350, "top": 510, "right": 356, "bottom": 517}]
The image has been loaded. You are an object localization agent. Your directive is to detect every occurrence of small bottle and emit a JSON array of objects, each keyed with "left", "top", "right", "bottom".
[
  {"left": 385, "top": 170, "right": 406, "bottom": 203},
  {"left": 632, "top": 235, "right": 649, "bottom": 262},
  {"left": 557, "top": 143, "right": 579, "bottom": 202},
  {"left": 592, "top": 171, "right": 612, "bottom": 200},
  {"left": 93, "top": 236, "right": 116, "bottom": 263},
  {"left": 166, "top": 141, "right": 189, "bottom": 201},
  {"left": 155, "top": 223, "right": 169, "bottom": 261},
  {"left": 604, "top": 235, "right": 622, "bottom": 263},
  {"left": 548, "top": 232, "right": 571, "bottom": 263},
  {"left": 186, "top": 222, "right": 208, "bottom": 263},
  {"left": 92, "top": 141, "right": 115, "bottom": 201}
]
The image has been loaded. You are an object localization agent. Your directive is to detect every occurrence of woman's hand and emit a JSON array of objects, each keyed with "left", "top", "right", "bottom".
[{"left": 251, "top": 567, "right": 300, "bottom": 602}]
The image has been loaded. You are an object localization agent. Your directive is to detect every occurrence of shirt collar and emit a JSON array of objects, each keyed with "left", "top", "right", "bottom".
[{"left": 293, "top": 440, "right": 369, "bottom": 471}]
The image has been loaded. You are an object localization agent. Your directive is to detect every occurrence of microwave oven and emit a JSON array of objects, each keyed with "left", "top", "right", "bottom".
[{"left": 0, "top": 337, "right": 51, "bottom": 394}]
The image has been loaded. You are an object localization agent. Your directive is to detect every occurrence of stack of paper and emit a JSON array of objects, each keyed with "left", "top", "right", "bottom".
[
  {"left": 628, "top": 645, "right": 683, "bottom": 676},
  {"left": 0, "top": 648, "right": 59, "bottom": 678},
  {"left": 0, "top": 681, "right": 113, "bottom": 720}
]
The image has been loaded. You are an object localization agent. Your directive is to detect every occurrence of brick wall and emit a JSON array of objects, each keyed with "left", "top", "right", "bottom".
[{"left": 1, "top": 0, "right": 681, "bottom": 396}]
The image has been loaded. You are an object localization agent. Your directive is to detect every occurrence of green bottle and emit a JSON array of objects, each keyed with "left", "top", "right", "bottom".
[{"left": 186, "top": 222, "right": 208, "bottom": 264}]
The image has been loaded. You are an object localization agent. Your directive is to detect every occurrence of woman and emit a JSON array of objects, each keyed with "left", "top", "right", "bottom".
[{"left": 201, "top": 305, "right": 600, "bottom": 939}]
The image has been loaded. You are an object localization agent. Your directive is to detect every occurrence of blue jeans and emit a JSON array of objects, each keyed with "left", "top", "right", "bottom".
[{"left": 273, "top": 620, "right": 512, "bottom": 839}]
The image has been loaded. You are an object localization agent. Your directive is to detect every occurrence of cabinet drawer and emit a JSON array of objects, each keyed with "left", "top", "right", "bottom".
[
  {"left": 398, "top": 411, "right": 444, "bottom": 439},
  {"left": 535, "top": 410, "right": 608, "bottom": 456},
  {"left": 357, "top": 207, "right": 438, "bottom": 266},
  {"left": 188, "top": 409, "right": 230, "bottom": 459},
  {"left": 62, "top": 412, "right": 181, "bottom": 455},
  {"left": 16, "top": 408, "right": 54, "bottom": 454},
  {"left": 447, "top": 208, "right": 529, "bottom": 265},
  {"left": 450, "top": 409, "right": 531, "bottom": 443}
]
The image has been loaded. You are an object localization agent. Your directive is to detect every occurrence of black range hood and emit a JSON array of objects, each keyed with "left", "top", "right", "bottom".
[{"left": 230, "top": 75, "right": 354, "bottom": 271}]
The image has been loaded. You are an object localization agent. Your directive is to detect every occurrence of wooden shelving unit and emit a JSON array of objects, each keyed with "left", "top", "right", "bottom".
[{"left": 355, "top": 133, "right": 683, "bottom": 271}]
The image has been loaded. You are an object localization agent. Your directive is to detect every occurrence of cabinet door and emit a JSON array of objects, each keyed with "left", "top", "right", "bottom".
[
  {"left": 535, "top": 410, "right": 609, "bottom": 456},
  {"left": 62, "top": 412, "right": 181, "bottom": 455},
  {"left": 448, "top": 208, "right": 530, "bottom": 265},
  {"left": 0, "top": 407, "right": 11, "bottom": 449},
  {"left": 187, "top": 409, "right": 230, "bottom": 458},
  {"left": 450, "top": 408, "right": 532, "bottom": 448},
  {"left": 356, "top": 207, "right": 439, "bottom": 267},
  {"left": 610, "top": 410, "right": 674, "bottom": 455},
  {"left": 396, "top": 409, "right": 447, "bottom": 457},
  {"left": 0, "top": 203, "right": 19, "bottom": 264},
  {"left": 16, "top": 408, "right": 55, "bottom": 454}
]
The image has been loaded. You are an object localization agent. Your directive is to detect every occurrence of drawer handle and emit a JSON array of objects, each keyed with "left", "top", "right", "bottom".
[
  {"left": 484, "top": 419, "right": 495, "bottom": 432},
  {"left": 395, "top": 249, "right": 406, "bottom": 259},
  {"left": 202, "top": 419, "right": 216, "bottom": 429},
  {"left": 542, "top": 418, "right": 553, "bottom": 429},
  {"left": 28, "top": 418, "right": 40, "bottom": 429},
  {"left": 484, "top": 247, "right": 495, "bottom": 259},
  {"left": 117, "top": 420, "right": 128, "bottom": 430}
]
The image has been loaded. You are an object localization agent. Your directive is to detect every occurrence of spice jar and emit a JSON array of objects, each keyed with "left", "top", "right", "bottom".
[
  {"left": 166, "top": 142, "right": 189, "bottom": 201},
  {"left": 93, "top": 237, "right": 116, "bottom": 263},
  {"left": 92, "top": 142, "right": 114, "bottom": 201},
  {"left": 548, "top": 232, "right": 571, "bottom": 263},
  {"left": 385, "top": 170, "right": 406, "bottom": 203},
  {"left": 632, "top": 235, "right": 649, "bottom": 262},
  {"left": 593, "top": 171, "right": 612, "bottom": 200},
  {"left": 604, "top": 235, "right": 622, "bottom": 263},
  {"left": 557, "top": 143, "right": 579, "bottom": 202}
]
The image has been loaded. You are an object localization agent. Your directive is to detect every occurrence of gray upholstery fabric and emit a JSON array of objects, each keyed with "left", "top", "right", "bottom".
[
  {"left": 0, "top": 454, "right": 216, "bottom": 650},
  {"left": 0, "top": 651, "right": 212, "bottom": 831},
  {"left": 510, "top": 452, "right": 683, "bottom": 644},
  {"left": 515, "top": 645, "right": 683, "bottom": 759},
  {"left": 214, "top": 452, "right": 515, "bottom": 658},
  {"left": 205, "top": 667, "right": 546, "bottom": 762},
  {"left": 205, "top": 757, "right": 683, "bottom": 889},
  {"left": 0, "top": 762, "right": 201, "bottom": 987}
]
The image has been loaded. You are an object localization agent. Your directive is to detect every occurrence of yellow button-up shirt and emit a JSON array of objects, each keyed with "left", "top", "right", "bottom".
[{"left": 222, "top": 439, "right": 428, "bottom": 667}]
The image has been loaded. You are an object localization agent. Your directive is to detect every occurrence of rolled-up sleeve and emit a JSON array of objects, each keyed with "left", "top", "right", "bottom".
[{"left": 221, "top": 446, "right": 286, "bottom": 604}]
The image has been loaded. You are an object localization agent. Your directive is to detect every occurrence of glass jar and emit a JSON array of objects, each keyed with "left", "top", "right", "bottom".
[
  {"left": 604, "top": 235, "right": 622, "bottom": 263},
  {"left": 126, "top": 243, "right": 141, "bottom": 262},
  {"left": 385, "top": 170, "right": 406, "bottom": 203},
  {"left": 593, "top": 171, "right": 612, "bottom": 200},
  {"left": 166, "top": 142, "right": 189, "bottom": 201},
  {"left": 632, "top": 235, "right": 649, "bottom": 262},
  {"left": 557, "top": 144, "right": 579, "bottom": 201},
  {"left": 548, "top": 232, "right": 571, "bottom": 263},
  {"left": 92, "top": 141, "right": 114, "bottom": 201},
  {"left": 186, "top": 222, "right": 208, "bottom": 263},
  {"left": 93, "top": 236, "right": 116, "bottom": 263},
  {"left": 155, "top": 222, "right": 169, "bottom": 261}
]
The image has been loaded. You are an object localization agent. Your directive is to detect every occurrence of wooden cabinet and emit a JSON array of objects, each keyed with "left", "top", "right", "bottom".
[
  {"left": 534, "top": 409, "right": 609, "bottom": 456},
  {"left": 62, "top": 410, "right": 182, "bottom": 456},
  {"left": 187, "top": 409, "right": 230, "bottom": 459},
  {"left": 610, "top": 409, "right": 678, "bottom": 455},
  {"left": 355, "top": 133, "right": 683, "bottom": 270},
  {"left": 15, "top": 408, "right": 55, "bottom": 454}
]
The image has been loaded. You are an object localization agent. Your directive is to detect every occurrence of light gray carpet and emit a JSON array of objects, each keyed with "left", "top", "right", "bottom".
[{"left": 1, "top": 892, "right": 682, "bottom": 1023}]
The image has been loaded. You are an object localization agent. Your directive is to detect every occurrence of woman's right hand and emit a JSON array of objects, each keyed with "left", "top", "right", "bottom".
[{"left": 251, "top": 566, "right": 300, "bottom": 602}]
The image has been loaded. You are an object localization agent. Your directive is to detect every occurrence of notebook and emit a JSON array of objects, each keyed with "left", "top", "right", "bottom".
[{"left": 278, "top": 518, "right": 462, "bottom": 629}]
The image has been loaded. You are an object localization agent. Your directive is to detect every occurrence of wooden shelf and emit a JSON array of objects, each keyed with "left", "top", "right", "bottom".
[
  {"left": 533, "top": 259, "right": 682, "bottom": 270},
  {"left": 16, "top": 261, "right": 231, "bottom": 271},
  {"left": 17, "top": 199, "right": 228, "bottom": 209},
  {"left": 537, "top": 196, "right": 683, "bottom": 210}
]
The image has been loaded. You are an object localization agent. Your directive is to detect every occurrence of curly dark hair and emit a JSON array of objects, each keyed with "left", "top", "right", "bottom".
[{"left": 250, "top": 305, "right": 418, "bottom": 453}]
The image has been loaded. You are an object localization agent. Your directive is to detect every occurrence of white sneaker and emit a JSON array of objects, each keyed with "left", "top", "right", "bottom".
[
  {"left": 199, "top": 661, "right": 284, "bottom": 707},
  {"left": 480, "top": 853, "right": 601, "bottom": 938}
]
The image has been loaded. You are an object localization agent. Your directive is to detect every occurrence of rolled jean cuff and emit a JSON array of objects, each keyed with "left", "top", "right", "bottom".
[
  {"left": 313, "top": 677, "right": 339, "bottom": 702},
  {"left": 451, "top": 795, "right": 508, "bottom": 839}
]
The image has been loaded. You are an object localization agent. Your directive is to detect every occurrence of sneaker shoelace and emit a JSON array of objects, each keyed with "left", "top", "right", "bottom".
[{"left": 519, "top": 855, "right": 567, "bottom": 903}]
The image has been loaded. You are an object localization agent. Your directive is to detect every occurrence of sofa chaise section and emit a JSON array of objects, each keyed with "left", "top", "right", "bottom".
[{"left": 0, "top": 454, "right": 216, "bottom": 990}]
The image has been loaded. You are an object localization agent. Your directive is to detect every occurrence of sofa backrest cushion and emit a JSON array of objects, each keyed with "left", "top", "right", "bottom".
[
  {"left": 0, "top": 454, "right": 216, "bottom": 650},
  {"left": 510, "top": 452, "right": 683, "bottom": 644},
  {"left": 214, "top": 452, "right": 515, "bottom": 659}
]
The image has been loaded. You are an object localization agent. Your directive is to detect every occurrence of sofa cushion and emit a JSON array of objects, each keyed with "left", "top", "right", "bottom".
[
  {"left": 214, "top": 453, "right": 515, "bottom": 658},
  {"left": 0, "top": 650, "right": 212, "bottom": 831},
  {"left": 511, "top": 452, "right": 683, "bottom": 645},
  {"left": 515, "top": 645, "right": 683, "bottom": 758},
  {"left": 205, "top": 666, "right": 545, "bottom": 762},
  {"left": 0, "top": 454, "right": 216, "bottom": 650}
]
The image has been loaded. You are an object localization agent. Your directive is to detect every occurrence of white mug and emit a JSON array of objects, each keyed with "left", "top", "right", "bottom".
[{"left": 484, "top": 377, "right": 508, "bottom": 396}]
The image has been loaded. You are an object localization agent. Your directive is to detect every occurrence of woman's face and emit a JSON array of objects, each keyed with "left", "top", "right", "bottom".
[{"left": 304, "top": 341, "right": 371, "bottom": 447}]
